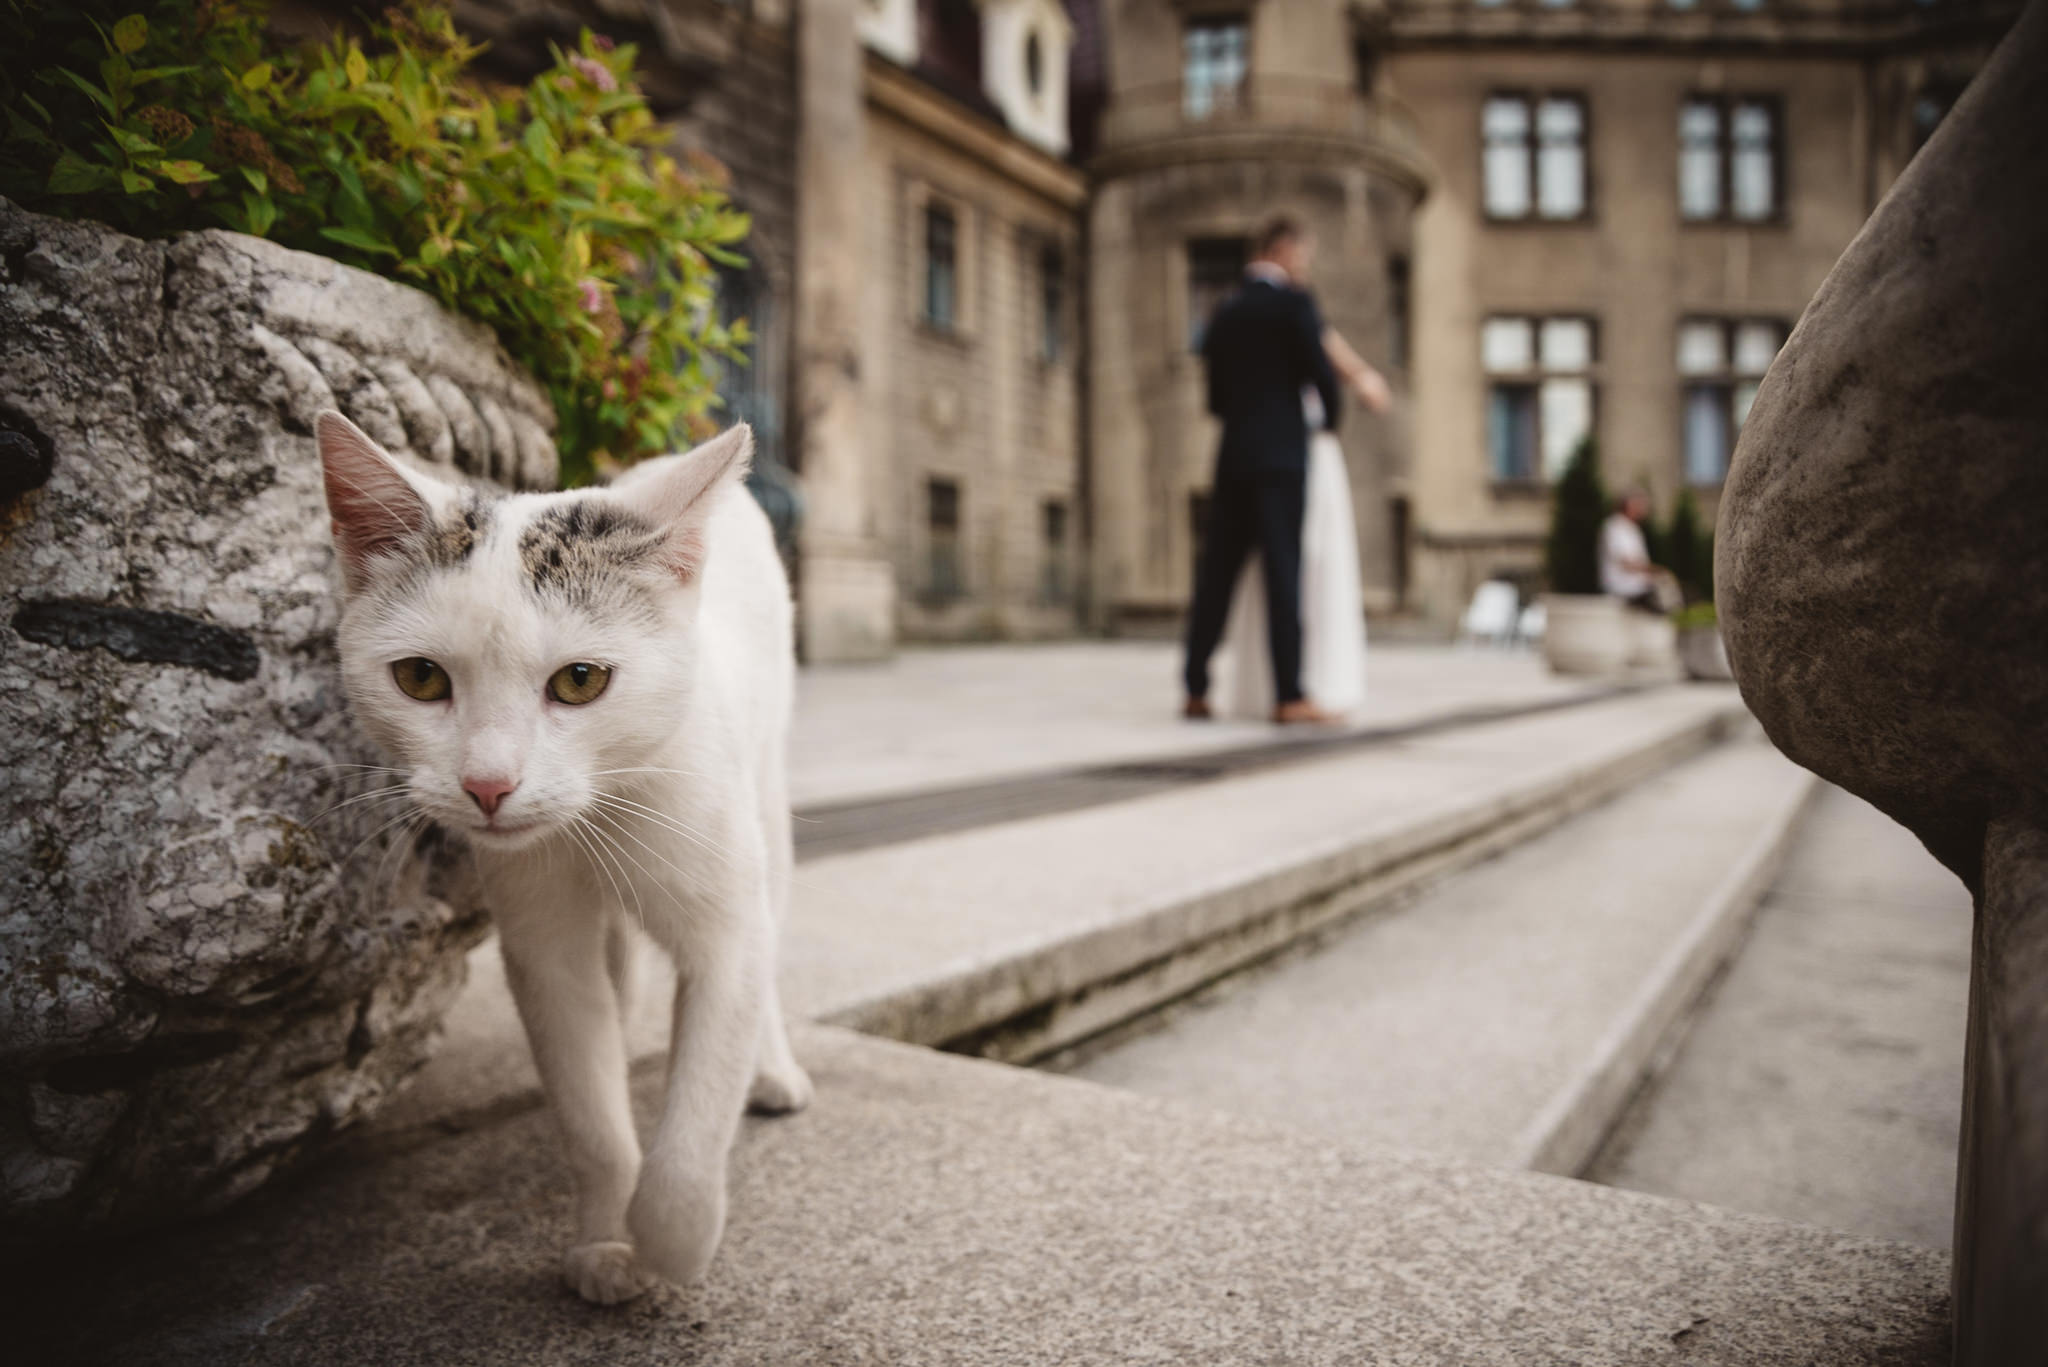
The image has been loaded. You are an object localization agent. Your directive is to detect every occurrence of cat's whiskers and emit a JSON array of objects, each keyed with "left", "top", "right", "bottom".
[
  {"left": 376, "top": 810, "right": 432, "bottom": 905},
  {"left": 565, "top": 816, "right": 646, "bottom": 933},
  {"left": 336, "top": 803, "right": 426, "bottom": 868},
  {"left": 586, "top": 802, "right": 708, "bottom": 892},
  {"left": 580, "top": 814, "right": 692, "bottom": 919},
  {"left": 308, "top": 783, "right": 415, "bottom": 824},
  {"left": 587, "top": 791, "right": 738, "bottom": 873}
]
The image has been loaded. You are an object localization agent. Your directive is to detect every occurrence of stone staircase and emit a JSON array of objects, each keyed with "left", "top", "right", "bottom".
[{"left": 20, "top": 679, "right": 1956, "bottom": 1365}]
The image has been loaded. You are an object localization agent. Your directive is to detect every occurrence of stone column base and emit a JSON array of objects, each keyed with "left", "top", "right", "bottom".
[{"left": 801, "top": 553, "right": 897, "bottom": 663}]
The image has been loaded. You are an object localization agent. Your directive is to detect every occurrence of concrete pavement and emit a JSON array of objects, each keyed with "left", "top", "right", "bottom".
[{"left": 790, "top": 641, "right": 1601, "bottom": 806}]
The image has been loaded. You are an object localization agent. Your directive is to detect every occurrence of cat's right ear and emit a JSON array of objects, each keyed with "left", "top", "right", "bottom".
[{"left": 316, "top": 410, "right": 435, "bottom": 592}]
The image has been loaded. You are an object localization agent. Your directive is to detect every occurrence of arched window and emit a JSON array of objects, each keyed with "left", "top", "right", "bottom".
[{"left": 1025, "top": 30, "right": 1044, "bottom": 97}]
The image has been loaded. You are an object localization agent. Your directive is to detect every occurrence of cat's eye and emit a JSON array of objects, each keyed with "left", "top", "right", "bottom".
[
  {"left": 392, "top": 657, "right": 452, "bottom": 702},
  {"left": 547, "top": 662, "right": 611, "bottom": 705}
]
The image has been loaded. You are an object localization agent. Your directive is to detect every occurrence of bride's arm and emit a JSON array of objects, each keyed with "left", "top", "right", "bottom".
[{"left": 1323, "top": 326, "right": 1392, "bottom": 415}]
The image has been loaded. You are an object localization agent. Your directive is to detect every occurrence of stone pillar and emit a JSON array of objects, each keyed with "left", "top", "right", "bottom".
[
  {"left": 1716, "top": 3, "right": 2047, "bottom": 1360},
  {"left": 794, "top": 0, "right": 895, "bottom": 662}
]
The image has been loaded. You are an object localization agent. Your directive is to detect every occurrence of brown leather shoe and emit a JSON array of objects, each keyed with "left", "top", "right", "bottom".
[
  {"left": 1273, "top": 699, "right": 1341, "bottom": 726},
  {"left": 1183, "top": 697, "right": 1214, "bottom": 720}
]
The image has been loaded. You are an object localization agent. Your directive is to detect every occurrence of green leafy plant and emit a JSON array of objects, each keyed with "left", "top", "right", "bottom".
[
  {"left": 1673, "top": 601, "right": 1718, "bottom": 632},
  {"left": 2, "top": 1, "right": 749, "bottom": 484},
  {"left": 1544, "top": 436, "right": 1607, "bottom": 596}
]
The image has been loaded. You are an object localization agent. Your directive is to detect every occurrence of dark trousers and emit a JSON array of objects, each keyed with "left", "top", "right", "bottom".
[{"left": 1183, "top": 468, "right": 1308, "bottom": 705}]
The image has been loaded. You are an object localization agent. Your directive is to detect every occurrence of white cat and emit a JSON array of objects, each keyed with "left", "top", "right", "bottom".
[{"left": 314, "top": 410, "right": 810, "bottom": 1304}]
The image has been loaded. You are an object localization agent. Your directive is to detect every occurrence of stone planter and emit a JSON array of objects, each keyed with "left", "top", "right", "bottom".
[
  {"left": 1677, "top": 625, "right": 1733, "bottom": 682},
  {"left": 0, "top": 200, "right": 555, "bottom": 1241},
  {"left": 1540, "top": 593, "right": 1631, "bottom": 676},
  {"left": 1624, "top": 609, "right": 1678, "bottom": 670}
]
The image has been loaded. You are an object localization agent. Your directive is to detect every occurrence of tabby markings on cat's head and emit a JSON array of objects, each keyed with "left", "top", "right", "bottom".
[
  {"left": 517, "top": 497, "right": 667, "bottom": 601},
  {"left": 425, "top": 491, "right": 494, "bottom": 568}
]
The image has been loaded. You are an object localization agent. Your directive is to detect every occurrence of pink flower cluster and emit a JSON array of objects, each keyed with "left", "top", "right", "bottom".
[{"left": 568, "top": 54, "right": 617, "bottom": 93}]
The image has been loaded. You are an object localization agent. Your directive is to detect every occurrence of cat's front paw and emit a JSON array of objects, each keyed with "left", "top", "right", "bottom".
[
  {"left": 748, "top": 1060, "right": 814, "bottom": 1114},
  {"left": 562, "top": 1240, "right": 652, "bottom": 1305},
  {"left": 627, "top": 1167, "right": 727, "bottom": 1287}
]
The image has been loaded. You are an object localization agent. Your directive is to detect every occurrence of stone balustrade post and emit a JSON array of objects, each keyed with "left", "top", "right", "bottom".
[{"left": 1717, "top": 4, "right": 2048, "bottom": 1359}]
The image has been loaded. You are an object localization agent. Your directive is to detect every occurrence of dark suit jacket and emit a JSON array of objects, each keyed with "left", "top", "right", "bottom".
[{"left": 1200, "top": 278, "right": 1342, "bottom": 478}]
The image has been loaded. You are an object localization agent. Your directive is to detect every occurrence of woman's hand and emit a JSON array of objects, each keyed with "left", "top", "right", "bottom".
[{"left": 1350, "top": 367, "right": 1393, "bottom": 415}]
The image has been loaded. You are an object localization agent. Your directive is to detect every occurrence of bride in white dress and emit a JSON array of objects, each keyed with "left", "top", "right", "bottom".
[{"left": 1220, "top": 327, "right": 1389, "bottom": 720}]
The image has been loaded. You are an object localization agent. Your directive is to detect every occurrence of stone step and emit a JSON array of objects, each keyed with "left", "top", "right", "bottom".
[
  {"left": 21, "top": 1023, "right": 1948, "bottom": 1366},
  {"left": 793, "top": 685, "right": 1753, "bottom": 1067},
  {"left": 1586, "top": 784, "right": 1971, "bottom": 1246},
  {"left": 379, "top": 684, "right": 1748, "bottom": 1133},
  {"left": 1062, "top": 736, "right": 1819, "bottom": 1177}
]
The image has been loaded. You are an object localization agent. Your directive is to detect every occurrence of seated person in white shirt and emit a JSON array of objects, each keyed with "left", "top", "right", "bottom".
[{"left": 1600, "top": 489, "right": 1673, "bottom": 613}]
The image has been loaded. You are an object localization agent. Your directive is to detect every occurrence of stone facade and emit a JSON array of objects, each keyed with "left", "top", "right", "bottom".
[
  {"left": 0, "top": 202, "right": 552, "bottom": 1238},
  {"left": 863, "top": 56, "right": 1088, "bottom": 641},
  {"left": 1382, "top": 0, "right": 2022, "bottom": 624}
]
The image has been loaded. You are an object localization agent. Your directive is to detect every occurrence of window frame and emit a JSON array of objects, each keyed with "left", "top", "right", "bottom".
[
  {"left": 923, "top": 202, "right": 960, "bottom": 333},
  {"left": 1481, "top": 89, "right": 1593, "bottom": 225},
  {"left": 1679, "top": 92, "right": 1786, "bottom": 227},
  {"left": 1482, "top": 312, "right": 1602, "bottom": 490},
  {"left": 1677, "top": 315, "right": 1787, "bottom": 487},
  {"left": 925, "top": 475, "right": 965, "bottom": 604},
  {"left": 1037, "top": 239, "right": 1067, "bottom": 366},
  {"left": 1040, "top": 498, "right": 1071, "bottom": 606},
  {"left": 1182, "top": 13, "right": 1251, "bottom": 122}
]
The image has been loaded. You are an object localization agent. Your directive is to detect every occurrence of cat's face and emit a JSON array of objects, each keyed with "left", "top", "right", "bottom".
[{"left": 315, "top": 412, "right": 749, "bottom": 853}]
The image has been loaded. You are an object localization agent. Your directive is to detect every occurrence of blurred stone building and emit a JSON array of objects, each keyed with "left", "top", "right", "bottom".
[
  {"left": 1383, "top": 0, "right": 2020, "bottom": 624},
  {"left": 324, "top": 0, "right": 2019, "bottom": 654},
  {"left": 1087, "top": 0, "right": 1427, "bottom": 632}
]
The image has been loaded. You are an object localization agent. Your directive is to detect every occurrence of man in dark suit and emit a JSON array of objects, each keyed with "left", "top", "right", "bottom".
[{"left": 1183, "top": 216, "right": 1344, "bottom": 724}]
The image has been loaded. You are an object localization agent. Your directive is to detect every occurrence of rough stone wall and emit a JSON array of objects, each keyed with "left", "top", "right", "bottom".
[{"left": 0, "top": 199, "right": 554, "bottom": 1240}]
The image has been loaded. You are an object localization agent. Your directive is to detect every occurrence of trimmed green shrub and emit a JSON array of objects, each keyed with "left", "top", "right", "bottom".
[
  {"left": 1545, "top": 436, "right": 1606, "bottom": 596},
  {"left": 2, "top": 1, "right": 749, "bottom": 484},
  {"left": 1663, "top": 487, "right": 1713, "bottom": 604}
]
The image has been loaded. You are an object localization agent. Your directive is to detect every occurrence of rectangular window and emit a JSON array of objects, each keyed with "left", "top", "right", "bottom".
[
  {"left": 1678, "top": 317, "right": 1785, "bottom": 484},
  {"left": 1485, "top": 93, "right": 1587, "bottom": 221},
  {"left": 925, "top": 204, "right": 959, "bottom": 330},
  {"left": 1187, "top": 236, "right": 1248, "bottom": 350},
  {"left": 1183, "top": 17, "right": 1248, "bottom": 120},
  {"left": 1387, "top": 254, "right": 1410, "bottom": 371},
  {"left": 1535, "top": 97, "right": 1587, "bottom": 218},
  {"left": 1041, "top": 499, "right": 1070, "bottom": 605},
  {"left": 1679, "top": 100, "right": 1722, "bottom": 219},
  {"left": 1039, "top": 243, "right": 1065, "bottom": 364},
  {"left": 1681, "top": 96, "right": 1780, "bottom": 223},
  {"left": 1484, "top": 313, "right": 1597, "bottom": 483},
  {"left": 1482, "top": 96, "right": 1531, "bottom": 219},
  {"left": 927, "top": 477, "right": 963, "bottom": 600},
  {"left": 1488, "top": 385, "right": 1540, "bottom": 482},
  {"left": 1729, "top": 100, "right": 1779, "bottom": 220}
]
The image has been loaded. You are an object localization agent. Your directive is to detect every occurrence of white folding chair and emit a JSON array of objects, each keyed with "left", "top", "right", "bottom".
[{"left": 1458, "top": 580, "right": 1522, "bottom": 649}]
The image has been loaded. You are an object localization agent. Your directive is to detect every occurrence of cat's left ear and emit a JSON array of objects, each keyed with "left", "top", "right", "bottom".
[{"left": 637, "top": 424, "right": 753, "bottom": 583}]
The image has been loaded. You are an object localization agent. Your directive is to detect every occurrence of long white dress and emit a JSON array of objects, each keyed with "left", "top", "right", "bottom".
[{"left": 1218, "top": 401, "right": 1368, "bottom": 719}]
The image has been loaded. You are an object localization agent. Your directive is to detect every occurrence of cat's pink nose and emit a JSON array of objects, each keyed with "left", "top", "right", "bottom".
[{"left": 463, "top": 777, "right": 517, "bottom": 816}]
